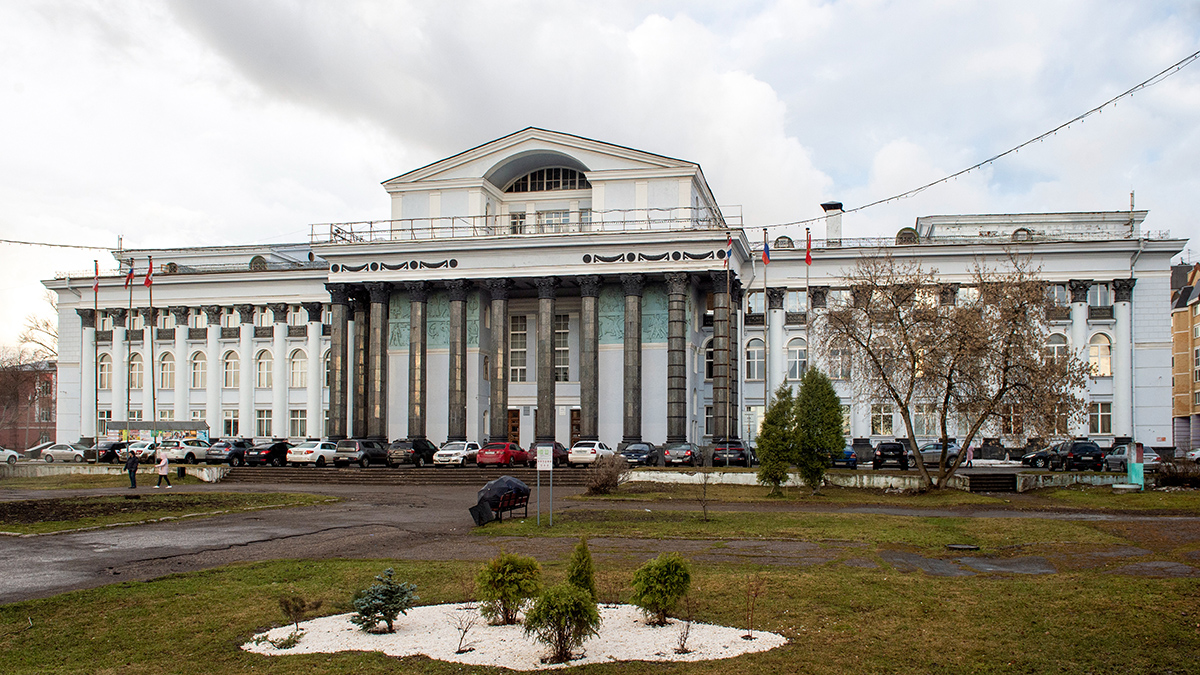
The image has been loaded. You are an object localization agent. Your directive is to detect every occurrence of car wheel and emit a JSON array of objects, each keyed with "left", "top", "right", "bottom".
[
  {"left": 315, "top": 457, "right": 326, "bottom": 468},
  {"left": 6, "top": 456, "right": 15, "bottom": 465},
  {"left": 872, "top": 462, "right": 880, "bottom": 470},
  {"left": 1034, "top": 457, "right": 1046, "bottom": 469},
  {"left": 359, "top": 457, "right": 369, "bottom": 468},
  {"left": 74, "top": 454, "right": 84, "bottom": 463},
  {"left": 44, "top": 454, "right": 54, "bottom": 463}
]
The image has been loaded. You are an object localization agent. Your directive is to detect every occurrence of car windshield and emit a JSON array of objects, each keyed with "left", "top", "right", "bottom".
[
  {"left": 442, "top": 442, "right": 466, "bottom": 452},
  {"left": 625, "top": 444, "right": 650, "bottom": 452}
]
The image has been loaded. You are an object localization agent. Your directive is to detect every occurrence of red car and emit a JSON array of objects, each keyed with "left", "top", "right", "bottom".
[{"left": 476, "top": 442, "right": 531, "bottom": 467}]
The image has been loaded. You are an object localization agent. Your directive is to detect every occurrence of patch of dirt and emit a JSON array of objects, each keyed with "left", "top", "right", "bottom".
[{"left": 0, "top": 494, "right": 253, "bottom": 524}]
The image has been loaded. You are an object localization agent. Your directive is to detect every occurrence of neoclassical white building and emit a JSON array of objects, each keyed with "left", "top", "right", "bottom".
[{"left": 46, "top": 128, "right": 1185, "bottom": 452}]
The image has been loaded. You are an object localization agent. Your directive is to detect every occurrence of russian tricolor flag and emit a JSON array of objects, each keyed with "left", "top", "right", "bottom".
[{"left": 762, "top": 239, "right": 770, "bottom": 265}]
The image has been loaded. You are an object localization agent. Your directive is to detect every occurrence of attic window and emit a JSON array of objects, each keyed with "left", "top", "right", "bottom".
[
  {"left": 1012, "top": 228, "right": 1032, "bottom": 242},
  {"left": 505, "top": 167, "right": 590, "bottom": 193},
  {"left": 774, "top": 236, "right": 794, "bottom": 249},
  {"left": 895, "top": 228, "right": 919, "bottom": 245},
  {"left": 249, "top": 256, "right": 268, "bottom": 271}
]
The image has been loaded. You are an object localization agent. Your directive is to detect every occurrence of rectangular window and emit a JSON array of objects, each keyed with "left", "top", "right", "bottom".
[
  {"left": 1089, "top": 402, "right": 1112, "bottom": 435},
  {"left": 912, "top": 403, "right": 936, "bottom": 437},
  {"left": 158, "top": 409, "right": 174, "bottom": 421},
  {"left": 785, "top": 290, "right": 807, "bottom": 313},
  {"left": 1048, "top": 284, "right": 1069, "bottom": 307},
  {"left": 745, "top": 405, "right": 764, "bottom": 440},
  {"left": 871, "top": 404, "right": 894, "bottom": 436},
  {"left": 222, "top": 308, "right": 238, "bottom": 328},
  {"left": 97, "top": 410, "right": 111, "bottom": 436},
  {"left": 1193, "top": 348, "right": 1199, "bottom": 383},
  {"left": 509, "top": 212, "right": 526, "bottom": 234},
  {"left": 191, "top": 409, "right": 203, "bottom": 422},
  {"left": 38, "top": 408, "right": 51, "bottom": 423},
  {"left": 256, "top": 409, "right": 272, "bottom": 438},
  {"left": 553, "top": 314, "right": 570, "bottom": 382},
  {"left": 537, "top": 210, "right": 569, "bottom": 233},
  {"left": 841, "top": 404, "right": 851, "bottom": 437},
  {"left": 830, "top": 345, "right": 852, "bottom": 380},
  {"left": 223, "top": 410, "right": 239, "bottom": 437},
  {"left": 157, "top": 311, "right": 176, "bottom": 329},
  {"left": 128, "top": 410, "right": 142, "bottom": 421},
  {"left": 509, "top": 315, "right": 527, "bottom": 382},
  {"left": 1193, "top": 391, "right": 1200, "bottom": 406},
  {"left": 189, "top": 310, "right": 206, "bottom": 329},
  {"left": 745, "top": 291, "right": 764, "bottom": 313},
  {"left": 288, "top": 306, "right": 305, "bottom": 326},
  {"left": 745, "top": 340, "right": 765, "bottom": 381},
  {"left": 579, "top": 208, "right": 592, "bottom": 231},
  {"left": 129, "top": 312, "right": 144, "bottom": 330},
  {"left": 1194, "top": 324, "right": 1200, "bottom": 339},
  {"left": 704, "top": 405, "right": 714, "bottom": 436},
  {"left": 99, "top": 312, "right": 113, "bottom": 331},
  {"left": 289, "top": 410, "right": 307, "bottom": 438},
  {"left": 1088, "top": 284, "right": 1111, "bottom": 307}
]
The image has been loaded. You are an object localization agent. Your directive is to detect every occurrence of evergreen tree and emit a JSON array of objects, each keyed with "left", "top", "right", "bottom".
[
  {"left": 795, "top": 368, "right": 842, "bottom": 494},
  {"left": 566, "top": 537, "right": 598, "bottom": 602},
  {"left": 756, "top": 384, "right": 797, "bottom": 496}
]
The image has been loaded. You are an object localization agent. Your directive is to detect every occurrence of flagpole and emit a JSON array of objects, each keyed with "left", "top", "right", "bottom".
[
  {"left": 126, "top": 258, "right": 133, "bottom": 434},
  {"left": 805, "top": 227, "right": 811, "bottom": 374},
  {"left": 92, "top": 261, "right": 99, "bottom": 441},
  {"left": 147, "top": 256, "right": 157, "bottom": 435},
  {"left": 762, "top": 228, "right": 770, "bottom": 409}
]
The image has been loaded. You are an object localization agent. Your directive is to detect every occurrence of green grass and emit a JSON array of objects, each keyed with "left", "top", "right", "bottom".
[
  {"left": 0, "top": 493, "right": 336, "bottom": 535},
  {"left": 481, "top": 509, "right": 1128, "bottom": 553},
  {"left": 602, "top": 481, "right": 1004, "bottom": 506},
  {"left": 0, "top": 473, "right": 208, "bottom": 490},
  {"left": 0, "top": 558, "right": 1196, "bottom": 674},
  {"left": 1041, "top": 484, "right": 1200, "bottom": 512}
]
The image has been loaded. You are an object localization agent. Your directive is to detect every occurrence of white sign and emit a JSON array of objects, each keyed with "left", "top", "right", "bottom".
[{"left": 537, "top": 446, "right": 553, "bottom": 471}]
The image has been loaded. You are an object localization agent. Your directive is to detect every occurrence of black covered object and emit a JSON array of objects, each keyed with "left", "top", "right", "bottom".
[
  {"left": 469, "top": 500, "right": 495, "bottom": 527},
  {"left": 477, "top": 476, "right": 530, "bottom": 508}
]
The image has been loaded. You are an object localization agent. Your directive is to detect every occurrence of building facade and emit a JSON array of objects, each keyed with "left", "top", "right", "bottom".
[
  {"left": 0, "top": 359, "right": 56, "bottom": 451},
  {"left": 45, "top": 128, "right": 1184, "bottom": 452}
]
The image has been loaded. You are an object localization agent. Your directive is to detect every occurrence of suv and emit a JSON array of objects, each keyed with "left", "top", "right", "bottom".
[
  {"left": 1049, "top": 439, "right": 1105, "bottom": 472},
  {"left": 333, "top": 439, "right": 388, "bottom": 468},
  {"left": 206, "top": 439, "right": 252, "bottom": 466},
  {"left": 158, "top": 438, "right": 211, "bottom": 465},
  {"left": 434, "top": 441, "right": 482, "bottom": 467},
  {"left": 873, "top": 441, "right": 909, "bottom": 470},
  {"left": 387, "top": 438, "right": 439, "bottom": 468},
  {"left": 712, "top": 439, "right": 753, "bottom": 467},
  {"left": 916, "top": 442, "right": 960, "bottom": 468}
]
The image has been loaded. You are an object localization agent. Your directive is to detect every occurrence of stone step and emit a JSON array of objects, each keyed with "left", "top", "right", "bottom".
[
  {"left": 965, "top": 473, "right": 1017, "bottom": 493},
  {"left": 219, "top": 466, "right": 593, "bottom": 487}
]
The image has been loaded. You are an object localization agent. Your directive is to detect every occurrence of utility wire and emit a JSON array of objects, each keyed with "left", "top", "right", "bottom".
[{"left": 0, "top": 238, "right": 111, "bottom": 250}]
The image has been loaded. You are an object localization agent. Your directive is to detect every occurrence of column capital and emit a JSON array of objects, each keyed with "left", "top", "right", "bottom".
[
  {"left": 1112, "top": 277, "right": 1136, "bottom": 302},
  {"left": 169, "top": 306, "right": 190, "bottom": 323},
  {"left": 325, "top": 282, "right": 352, "bottom": 305},
  {"left": 364, "top": 281, "right": 393, "bottom": 304},
  {"left": 766, "top": 287, "right": 786, "bottom": 310},
  {"left": 809, "top": 286, "right": 829, "bottom": 308},
  {"left": 403, "top": 281, "right": 430, "bottom": 303},
  {"left": 578, "top": 275, "right": 602, "bottom": 298},
  {"left": 76, "top": 308, "right": 96, "bottom": 328},
  {"left": 665, "top": 272, "right": 690, "bottom": 296},
  {"left": 303, "top": 301, "right": 324, "bottom": 323},
  {"left": 236, "top": 304, "right": 256, "bottom": 324},
  {"left": 483, "top": 278, "right": 512, "bottom": 301},
  {"left": 731, "top": 279, "right": 744, "bottom": 306},
  {"left": 709, "top": 270, "right": 731, "bottom": 289},
  {"left": 533, "top": 276, "right": 559, "bottom": 299},
  {"left": 268, "top": 303, "right": 290, "bottom": 323},
  {"left": 1068, "top": 279, "right": 1092, "bottom": 303},
  {"left": 445, "top": 278, "right": 471, "bottom": 303},
  {"left": 202, "top": 305, "right": 223, "bottom": 323},
  {"left": 620, "top": 273, "right": 645, "bottom": 297},
  {"left": 109, "top": 308, "right": 128, "bottom": 325},
  {"left": 139, "top": 307, "right": 156, "bottom": 323}
]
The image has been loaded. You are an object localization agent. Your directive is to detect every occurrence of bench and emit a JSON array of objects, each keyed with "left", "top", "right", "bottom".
[{"left": 494, "top": 491, "right": 529, "bottom": 522}]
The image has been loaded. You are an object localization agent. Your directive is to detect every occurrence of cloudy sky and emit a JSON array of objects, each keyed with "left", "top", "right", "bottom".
[{"left": 2, "top": 0, "right": 1198, "bottom": 349}]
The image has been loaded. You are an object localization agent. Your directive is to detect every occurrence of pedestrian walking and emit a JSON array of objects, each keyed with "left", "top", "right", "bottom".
[
  {"left": 125, "top": 449, "right": 139, "bottom": 489},
  {"left": 966, "top": 444, "right": 975, "bottom": 468},
  {"left": 155, "top": 450, "right": 172, "bottom": 488}
]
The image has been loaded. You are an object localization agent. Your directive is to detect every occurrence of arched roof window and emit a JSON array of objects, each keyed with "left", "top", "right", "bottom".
[{"left": 505, "top": 167, "right": 590, "bottom": 193}]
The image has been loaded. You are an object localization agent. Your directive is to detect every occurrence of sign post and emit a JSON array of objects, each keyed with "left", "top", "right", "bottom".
[{"left": 536, "top": 445, "right": 553, "bottom": 526}]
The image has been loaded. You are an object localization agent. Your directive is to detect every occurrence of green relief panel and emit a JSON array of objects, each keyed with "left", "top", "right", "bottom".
[
  {"left": 467, "top": 291, "right": 482, "bottom": 348},
  {"left": 388, "top": 292, "right": 410, "bottom": 350},
  {"left": 641, "top": 282, "right": 667, "bottom": 343},
  {"left": 427, "top": 292, "right": 450, "bottom": 348},
  {"left": 598, "top": 284, "right": 624, "bottom": 345}
]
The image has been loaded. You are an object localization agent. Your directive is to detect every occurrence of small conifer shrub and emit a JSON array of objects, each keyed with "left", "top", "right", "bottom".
[
  {"left": 523, "top": 583, "right": 601, "bottom": 663},
  {"left": 630, "top": 552, "right": 691, "bottom": 625},
  {"left": 476, "top": 552, "right": 542, "bottom": 625},
  {"left": 566, "top": 537, "right": 598, "bottom": 602},
  {"left": 350, "top": 568, "right": 418, "bottom": 633}
]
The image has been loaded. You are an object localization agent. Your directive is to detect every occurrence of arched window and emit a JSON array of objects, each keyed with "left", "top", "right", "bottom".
[
  {"left": 223, "top": 351, "right": 239, "bottom": 388},
  {"left": 159, "top": 353, "right": 175, "bottom": 390},
  {"left": 704, "top": 340, "right": 714, "bottom": 380},
  {"left": 745, "top": 339, "right": 765, "bottom": 381},
  {"left": 1046, "top": 333, "right": 1069, "bottom": 361},
  {"left": 323, "top": 351, "right": 331, "bottom": 389},
  {"left": 98, "top": 354, "right": 112, "bottom": 390},
  {"left": 504, "top": 167, "right": 590, "bottom": 193},
  {"left": 255, "top": 350, "right": 272, "bottom": 388},
  {"left": 1089, "top": 334, "right": 1112, "bottom": 377},
  {"left": 129, "top": 353, "right": 143, "bottom": 389},
  {"left": 190, "top": 352, "right": 206, "bottom": 388},
  {"left": 787, "top": 338, "right": 808, "bottom": 381},
  {"left": 290, "top": 349, "right": 307, "bottom": 388}
]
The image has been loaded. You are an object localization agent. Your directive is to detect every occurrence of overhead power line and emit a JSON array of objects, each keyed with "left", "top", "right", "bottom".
[
  {"left": 0, "top": 238, "right": 111, "bottom": 251},
  {"left": 765, "top": 47, "right": 1200, "bottom": 233}
]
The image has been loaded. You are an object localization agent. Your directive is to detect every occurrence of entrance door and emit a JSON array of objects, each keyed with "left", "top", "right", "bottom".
[
  {"left": 507, "top": 409, "right": 520, "bottom": 445},
  {"left": 569, "top": 409, "right": 581, "bottom": 448}
]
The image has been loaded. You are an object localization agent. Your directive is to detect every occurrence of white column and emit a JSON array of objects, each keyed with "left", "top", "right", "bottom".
[
  {"left": 1113, "top": 279, "right": 1135, "bottom": 438},
  {"left": 766, "top": 289, "right": 786, "bottom": 400},
  {"left": 305, "top": 307, "right": 322, "bottom": 439},
  {"left": 271, "top": 307, "right": 287, "bottom": 439},
  {"left": 238, "top": 307, "right": 254, "bottom": 439},
  {"left": 1069, "top": 280, "right": 1090, "bottom": 437},
  {"left": 78, "top": 310, "right": 97, "bottom": 441},
  {"left": 173, "top": 310, "right": 188, "bottom": 423},
  {"left": 205, "top": 310, "right": 221, "bottom": 434},
  {"left": 142, "top": 316, "right": 154, "bottom": 422},
  {"left": 346, "top": 315, "right": 356, "bottom": 438},
  {"left": 112, "top": 316, "right": 128, "bottom": 423}
]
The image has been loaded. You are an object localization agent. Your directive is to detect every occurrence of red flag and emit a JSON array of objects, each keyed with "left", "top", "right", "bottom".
[
  {"left": 124, "top": 263, "right": 135, "bottom": 288},
  {"left": 805, "top": 229, "right": 813, "bottom": 265},
  {"left": 144, "top": 256, "right": 154, "bottom": 287},
  {"left": 92, "top": 261, "right": 99, "bottom": 293}
]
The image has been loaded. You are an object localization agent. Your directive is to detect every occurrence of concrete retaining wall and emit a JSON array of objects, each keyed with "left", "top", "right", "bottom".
[
  {"left": 1016, "top": 472, "right": 1124, "bottom": 492},
  {"left": 0, "top": 464, "right": 229, "bottom": 483},
  {"left": 627, "top": 468, "right": 966, "bottom": 491}
]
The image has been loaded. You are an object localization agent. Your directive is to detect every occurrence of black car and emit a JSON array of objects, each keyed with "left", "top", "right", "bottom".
[
  {"left": 206, "top": 439, "right": 252, "bottom": 466},
  {"left": 1021, "top": 447, "right": 1054, "bottom": 469},
  {"left": 530, "top": 441, "right": 569, "bottom": 467},
  {"left": 712, "top": 439, "right": 753, "bottom": 467},
  {"left": 245, "top": 441, "right": 291, "bottom": 467},
  {"left": 387, "top": 438, "right": 439, "bottom": 467},
  {"left": 663, "top": 442, "right": 702, "bottom": 467},
  {"left": 91, "top": 441, "right": 129, "bottom": 464},
  {"left": 333, "top": 439, "right": 388, "bottom": 467},
  {"left": 1049, "top": 440, "right": 1105, "bottom": 472},
  {"left": 872, "top": 441, "right": 909, "bottom": 470},
  {"left": 619, "top": 442, "right": 659, "bottom": 466}
]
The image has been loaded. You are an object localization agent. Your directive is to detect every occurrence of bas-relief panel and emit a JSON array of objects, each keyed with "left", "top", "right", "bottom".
[
  {"left": 388, "top": 292, "right": 410, "bottom": 349},
  {"left": 641, "top": 282, "right": 668, "bottom": 342},
  {"left": 598, "top": 284, "right": 624, "bottom": 345},
  {"left": 427, "top": 292, "right": 450, "bottom": 348},
  {"left": 467, "top": 291, "right": 481, "bottom": 348}
]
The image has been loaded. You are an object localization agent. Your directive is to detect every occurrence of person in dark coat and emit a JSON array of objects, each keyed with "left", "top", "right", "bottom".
[{"left": 125, "top": 450, "right": 139, "bottom": 489}]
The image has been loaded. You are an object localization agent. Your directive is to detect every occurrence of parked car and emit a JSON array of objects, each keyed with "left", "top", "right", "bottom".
[
  {"left": 244, "top": 441, "right": 291, "bottom": 467},
  {"left": 830, "top": 446, "right": 858, "bottom": 469},
  {"left": 663, "top": 442, "right": 702, "bottom": 467},
  {"left": 287, "top": 440, "right": 338, "bottom": 467},
  {"left": 206, "top": 439, "right": 252, "bottom": 466},
  {"left": 567, "top": 440, "right": 614, "bottom": 467},
  {"left": 1184, "top": 448, "right": 1200, "bottom": 464},
  {"left": 530, "top": 441, "right": 569, "bottom": 467},
  {"left": 0, "top": 447, "right": 19, "bottom": 465},
  {"left": 1021, "top": 447, "right": 1055, "bottom": 468},
  {"left": 41, "top": 443, "right": 89, "bottom": 463},
  {"left": 872, "top": 441, "right": 909, "bottom": 470},
  {"left": 24, "top": 441, "right": 54, "bottom": 460},
  {"left": 90, "top": 440, "right": 129, "bottom": 464},
  {"left": 1048, "top": 439, "right": 1105, "bottom": 472},
  {"left": 387, "top": 438, "right": 439, "bottom": 467},
  {"left": 158, "top": 438, "right": 211, "bottom": 465},
  {"left": 332, "top": 439, "right": 388, "bottom": 467},
  {"left": 712, "top": 439, "right": 754, "bottom": 467},
  {"left": 916, "top": 442, "right": 961, "bottom": 467},
  {"left": 1105, "top": 443, "right": 1162, "bottom": 473},
  {"left": 476, "top": 442, "right": 531, "bottom": 467},
  {"left": 126, "top": 440, "right": 159, "bottom": 461},
  {"left": 433, "top": 441, "right": 482, "bottom": 467},
  {"left": 619, "top": 442, "right": 659, "bottom": 466}
]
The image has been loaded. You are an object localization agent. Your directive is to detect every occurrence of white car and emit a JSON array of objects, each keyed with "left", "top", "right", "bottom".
[
  {"left": 41, "top": 443, "right": 88, "bottom": 463},
  {"left": 127, "top": 440, "right": 159, "bottom": 461},
  {"left": 567, "top": 440, "right": 614, "bottom": 467},
  {"left": 433, "top": 441, "right": 481, "bottom": 467},
  {"left": 1, "top": 447, "right": 19, "bottom": 465},
  {"left": 1186, "top": 449, "right": 1200, "bottom": 464},
  {"left": 287, "top": 440, "right": 338, "bottom": 467},
  {"left": 158, "top": 438, "right": 210, "bottom": 465}
]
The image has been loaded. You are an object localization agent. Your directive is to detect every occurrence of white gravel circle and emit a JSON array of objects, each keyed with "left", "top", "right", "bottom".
[{"left": 243, "top": 603, "right": 787, "bottom": 669}]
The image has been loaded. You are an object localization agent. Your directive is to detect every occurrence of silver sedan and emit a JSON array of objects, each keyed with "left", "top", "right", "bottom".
[{"left": 41, "top": 443, "right": 89, "bottom": 463}]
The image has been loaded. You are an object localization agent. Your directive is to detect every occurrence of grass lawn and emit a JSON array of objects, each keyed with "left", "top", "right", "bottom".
[
  {"left": 0, "top": 493, "right": 336, "bottom": 535},
  {"left": 0, "top": 473, "right": 209, "bottom": 491},
  {"left": 1041, "top": 484, "right": 1200, "bottom": 512},
  {"left": 0, "top": 558, "right": 1196, "bottom": 674},
  {"left": 598, "top": 482, "right": 1004, "bottom": 506}
]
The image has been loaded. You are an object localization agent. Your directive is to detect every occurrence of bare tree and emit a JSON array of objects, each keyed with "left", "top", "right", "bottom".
[
  {"left": 19, "top": 291, "right": 58, "bottom": 360},
  {"left": 0, "top": 348, "right": 39, "bottom": 436},
  {"left": 817, "top": 252, "right": 1090, "bottom": 489}
]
